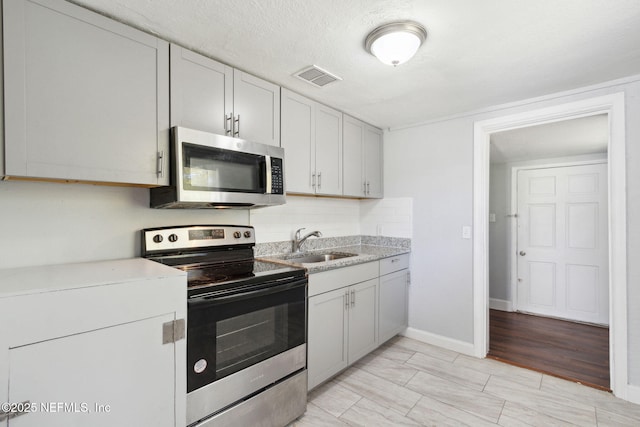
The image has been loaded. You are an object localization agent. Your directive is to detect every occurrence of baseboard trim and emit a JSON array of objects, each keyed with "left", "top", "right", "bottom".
[
  {"left": 402, "top": 327, "right": 475, "bottom": 356},
  {"left": 626, "top": 384, "right": 640, "bottom": 404},
  {"left": 489, "top": 298, "right": 513, "bottom": 312}
]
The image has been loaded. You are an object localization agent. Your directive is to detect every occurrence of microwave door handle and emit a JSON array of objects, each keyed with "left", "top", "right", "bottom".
[{"left": 265, "top": 155, "right": 272, "bottom": 194}]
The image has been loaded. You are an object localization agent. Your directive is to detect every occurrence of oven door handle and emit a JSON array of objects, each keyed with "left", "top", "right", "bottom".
[{"left": 190, "top": 277, "right": 307, "bottom": 305}]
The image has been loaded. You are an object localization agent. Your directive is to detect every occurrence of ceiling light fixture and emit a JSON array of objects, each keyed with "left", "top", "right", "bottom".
[{"left": 365, "top": 21, "right": 427, "bottom": 67}]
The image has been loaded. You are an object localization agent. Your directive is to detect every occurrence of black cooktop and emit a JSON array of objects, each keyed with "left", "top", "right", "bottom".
[{"left": 182, "top": 260, "right": 304, "bottom": 288}]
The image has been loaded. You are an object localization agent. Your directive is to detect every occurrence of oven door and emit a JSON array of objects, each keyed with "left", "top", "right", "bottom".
[{"left": 186, "top": 275, "right": 307, "bottom": 424}]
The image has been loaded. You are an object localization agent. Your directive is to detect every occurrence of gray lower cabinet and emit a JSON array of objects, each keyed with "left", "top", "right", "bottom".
[
  {"left": 307, "top": 262, "right": 378, "bottom": 390},
  {"left": 170, "top": 44, "right": 281, "bottom": 147},
  {"left": 307, "top": 287, "right": 349, "bottom": 390},
  {"left": 0, "top": 259, "right": 186, "bottom": 427},
  {"left": 307, "top": 255, "right": 410, "bottom": 390},
  {"left": 2, "top": 0, "right": 170, "bottom": 186},
  {"left": 378, "top": 254, "right": 410, "bottom": 344},
  {"left": 346, "top": 278, "right": 379, "bottom": 362}
]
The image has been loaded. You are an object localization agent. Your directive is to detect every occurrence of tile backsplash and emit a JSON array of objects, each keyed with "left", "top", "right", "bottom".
[
  {"left": 360, "top": 197, "right": 413, "bottom": 238},
  {"left": 249, "top": 195, "right": 413, "bottom": 244}
]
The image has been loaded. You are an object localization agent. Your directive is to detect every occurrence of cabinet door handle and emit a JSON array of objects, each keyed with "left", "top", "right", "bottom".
[
  {"left": 367, "top": 181, "right": 371, "bottom": 195},
  {"left": 345, "top": 290, "right": 349, "bottom": 309},
  {"left": 318, "top": 172, "right": 322, "bottom": 189},
  {"left": 224, "top": 113, "right": 233, "bottom": 135},
  {"left": 312, "top": 173, "right": 316, "bottom": 189},
  {"left": 157, "top": 151, "right": 165, "bottom": 178},
  {"left": 351, "top": 289, "right": 355, "bottom": 307},
  {"left": 233, "top": 114, "right": 240, "bottom": 137},
  {"left": 364, "top": 182, "right": 367, "bottom": 195}
]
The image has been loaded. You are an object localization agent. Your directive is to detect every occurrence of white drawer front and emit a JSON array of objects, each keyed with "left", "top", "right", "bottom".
[{"left": 379, "top": 254, "right": 410, "bottom": 276}]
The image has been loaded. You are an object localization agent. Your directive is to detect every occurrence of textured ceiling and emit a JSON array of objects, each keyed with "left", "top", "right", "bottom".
[
  {"left": 72, "top": 0, "right": 640, "bottom": 129},
  {"left": 490, "top": 114, "right": 608, "bottom": 164}
]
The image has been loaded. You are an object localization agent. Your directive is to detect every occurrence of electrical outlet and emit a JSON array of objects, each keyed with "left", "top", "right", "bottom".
[
  {"left": 489, "top": 213, "right": 496, "bottom": 223},
  {"left": 462, "top": 226, "right": 472, "bottom": 239}
]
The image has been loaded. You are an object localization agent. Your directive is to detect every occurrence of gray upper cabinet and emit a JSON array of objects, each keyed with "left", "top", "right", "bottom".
[
  {"left": 364, "top": 125, "right": 383, "bottom": 198},
  {"left": 170, "top": 44, "right": 233, "bottom": 136},
  {"left": 343, "top": 114, "right": 383, "bottom": 198},
  {"left": 2, "top": 0, "right": 170, "bottom": 186},
  {"left": 281, "top": 88, "right": 342, "bottom": 196},
  {"left": 343, "top": 115, "right": 366, "bottom": 197},
  {"left": 170, "top": 45, "right": 280, "bottom": 147},
  {"left": 233, "top": 69, "right": 281, "bottom": 147}
]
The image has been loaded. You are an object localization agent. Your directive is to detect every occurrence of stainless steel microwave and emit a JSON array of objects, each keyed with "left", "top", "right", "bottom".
[{"left": 151, "top": 127, "right": 286, "bottom": 208}]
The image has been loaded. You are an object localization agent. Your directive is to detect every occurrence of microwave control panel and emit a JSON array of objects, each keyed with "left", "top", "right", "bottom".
[{"left": 270, "top": 158, "right": 284, "bottom": 194}]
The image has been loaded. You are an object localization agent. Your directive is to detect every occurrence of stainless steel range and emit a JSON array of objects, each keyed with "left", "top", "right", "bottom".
[{"left": 141, "top": 225, "right": 307, "bottom": 427}]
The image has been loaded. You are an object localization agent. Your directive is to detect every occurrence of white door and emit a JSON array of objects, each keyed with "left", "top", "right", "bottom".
[{"left": 516, "top": 163, "right": 608, "bottom": 324}]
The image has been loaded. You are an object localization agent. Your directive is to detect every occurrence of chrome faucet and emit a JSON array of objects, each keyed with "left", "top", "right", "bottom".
[{"left": 293, "top": 228, "right": 322, "bottom": 253}]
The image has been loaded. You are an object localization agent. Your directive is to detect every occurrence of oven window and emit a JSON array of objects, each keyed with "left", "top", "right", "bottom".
[
  {"left": 187, "top": 280, "right": 306, "bottom": 392},
  {"left": 182, "top": 143, "right": 266, "bottom": 193},
  {"left": 216, "top": 306, "right": 285, "bottom": 378}
]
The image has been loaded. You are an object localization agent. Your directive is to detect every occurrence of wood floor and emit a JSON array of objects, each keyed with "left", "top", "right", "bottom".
[{"left": 488, "top": 309, "right": 610, "bottom": 390}]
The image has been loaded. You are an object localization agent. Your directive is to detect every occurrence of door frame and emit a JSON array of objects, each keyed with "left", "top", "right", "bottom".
[
  {"left": 472, "top": 93, "right": 628, "bottom": 399},
  {"left": 509, "top": 159, "right": 608, "bottom": 315}
]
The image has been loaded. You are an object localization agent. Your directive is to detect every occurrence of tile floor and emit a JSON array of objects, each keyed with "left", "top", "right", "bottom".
[{"left": 291, "top": 336, "right": 640, "bottom": 426}]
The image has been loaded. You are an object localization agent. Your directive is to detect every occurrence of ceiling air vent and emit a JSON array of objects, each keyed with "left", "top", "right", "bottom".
[{"left": 294, "top": 65, "right": 342, "bottom": 88}]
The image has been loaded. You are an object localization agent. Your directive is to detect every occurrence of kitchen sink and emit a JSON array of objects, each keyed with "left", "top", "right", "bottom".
[{"left": 283, "top": 252, "right": 356, "bottom": 263}]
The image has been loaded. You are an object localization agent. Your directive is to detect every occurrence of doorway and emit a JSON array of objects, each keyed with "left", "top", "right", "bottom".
[
  {"left": 472, "top": 93, "right": 628, "bottom": 399},
  {"left": 486, "top": 116, "right": 610, "bottom": 388}
]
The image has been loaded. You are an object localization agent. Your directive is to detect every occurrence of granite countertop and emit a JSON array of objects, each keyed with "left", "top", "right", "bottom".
[{"left": 256, "top": 236, "right": 410, "bottom": 273}]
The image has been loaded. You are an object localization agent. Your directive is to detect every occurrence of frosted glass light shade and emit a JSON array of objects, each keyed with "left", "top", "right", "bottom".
[{"left": 365, "top": 21, "right": 427, "bottom": 67}]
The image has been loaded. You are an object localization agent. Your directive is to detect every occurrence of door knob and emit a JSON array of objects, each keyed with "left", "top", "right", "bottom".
[{"left": 519, "top": 251, "right": 526, "bottom": 256}]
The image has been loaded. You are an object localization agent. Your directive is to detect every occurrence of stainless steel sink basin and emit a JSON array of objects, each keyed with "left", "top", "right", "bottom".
[{"left": 284, "top": 252, "right": 356, "bottom": 263}]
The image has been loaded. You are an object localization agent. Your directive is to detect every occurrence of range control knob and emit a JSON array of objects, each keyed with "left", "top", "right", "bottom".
[
  {"left": 152, "top": 234, "right": 163, "bottom": 243},
  {"left": 233, "top": 231, "right": 242, "bottom": 239},
  {"left": 168, "top": 234, "right": 178, "bottom": 243},
  {"left": 244, "top": 231, "right": 252, "bottom": 238}
]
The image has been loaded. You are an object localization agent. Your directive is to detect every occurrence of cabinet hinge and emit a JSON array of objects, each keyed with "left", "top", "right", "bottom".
[
  {"left": 162, "top": 318, "right": 186, "bottom": 344},
  {"left": 0, "top": 401, "right": 30, "bottom": 422}
]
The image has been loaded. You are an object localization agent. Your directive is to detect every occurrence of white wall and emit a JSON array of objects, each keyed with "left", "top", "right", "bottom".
[
  {"left": 489, "top": 163, "right": 510, "bottom": 303},
  {"left": 384, "top": 120, "right": 475, "bottom": 343},
  {"left": 384, "top": 75, "right": 640, "bottom": 387}
]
